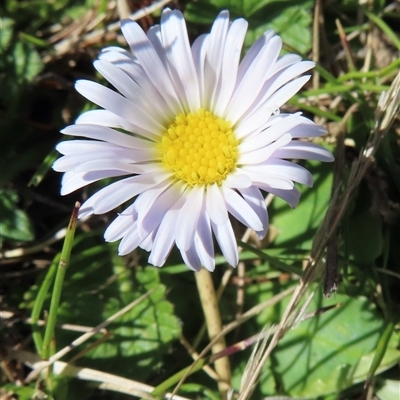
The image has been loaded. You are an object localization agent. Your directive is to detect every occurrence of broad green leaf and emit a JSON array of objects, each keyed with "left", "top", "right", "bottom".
[
  {"left": 376, "top": 380, "right": 400, "bottom": 400},
  {"left": 0, "top": 188, "right": 35, "bottom": 242},
  {"left": 269, "top": 161, "right": 333, "bottom": 250},
  {"left": 268, "top": 293, "right": 399, "bottom": 397},
  {"left": 347, "top": 208, "right": 383, "bottom": 264},
  {"left": 185, "top": 0, "right": 313, "bottom": 53},
  {"left": 13, "top": 41, "right": 43, "bottom": 81},
  {"left": 0, "top": 17, "right": 14, "bottom": 51},
  {"left": 54, "top": 238, "right": 181, "bottom": 381}
]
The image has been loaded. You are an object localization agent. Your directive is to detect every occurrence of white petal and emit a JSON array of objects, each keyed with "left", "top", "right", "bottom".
[
  {"left": 236, "top": 30, "right": 275, "bottom": 84},
  {"left": 263, "top": 186, "right": 301, "bottom": 208},
  {"left": 239, "top": 167, "right": 294, "bottom": 190},
  {"left": 118, "top": 222, "right": 145, "bottom": 255},
  {"left": 194, "top": 205, "right": 215, "bottom": 271},
  {"left": 239, "top": 133, "right": 292, "bottom": 164},
  {"left": 94, "top": 59, "right": 171, "bottom": 126},
  {"left": 75, "top": 80, "right": 163, "bottom": 140},
  {"left": 245, "top": 159, "right": 314, "bottom": 187},
  {"left": 191, "top": 34, "right": 207, "bottom": 104},
  {"left": 264, "top": 75, "right": 311, "bottom": 109},
  {"left": 206, "top": 183, "right": 228, "bottom": 225},
  {"left": 203, "top": 10, "right": 230, "bottom": 110},
  {"left": 79, "top": 172, "right": 171, "bottom": 216},
  {"left": 238, "top": 186, "right": 269, "bottom": 239},
  {"left": 76, "top": 109, "right": 133, "bottom": 130},
  {"left": 61, "top": 124, "right": 155, "bottom": 149},
  {"left": 226, "top": 35, "right": 282, "bottom": 124},
  {"left": 138, "top": 181, "right": 185, "bottom": 237},
  {"left": 73, "top": 160, "right": 152, "bottom": 175},
  {"left": 287, "top": 118, "right": 328, "bottom": 138},
  {"left": 60, "top": 170, "right": 127, "bottom": 196},
  {"left": 223, "top": 186, "right": 263, "bottom": 231},
  {"left": 259, "top": 61, "right": 314, "bottom": 104},
  {"left": 212, "top": 220, "right": 238, "bottom": 267},
  {"left": 104, "top": 203, "right": 136, "bottom": 242},
  {"left": 121, "top": 18, "right": 182, "bottom": 114},
  {"left": 181, "top": 246, "right": 202, "bottom": 272},
  {"left": 99, "top": 47, "right": 173, "bottom": 119},
  {"left": 274, "top": 141, "right": 334, "bottom": 162},
  {"left": 148, "top": 208, "right": 178, "bottom": 267},
  {"left": 213, "top": 18, "right": 248, "bottom": 116},
  {"left": 176, "top": 186, "right": 205, "bottom": 251},
  {"left": 224, "top": 173, "right": 252, "bottom": 189},
  {"left": 160, "top": 9, "right": 200, "bottom": 112},
  {"left": 239, "top": 113, "right": 302, "bottom": 151}
]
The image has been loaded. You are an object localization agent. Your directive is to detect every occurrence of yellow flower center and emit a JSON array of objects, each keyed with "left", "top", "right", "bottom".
[{"left": 159, "top": 109, "right": 239, "bottom": 186}]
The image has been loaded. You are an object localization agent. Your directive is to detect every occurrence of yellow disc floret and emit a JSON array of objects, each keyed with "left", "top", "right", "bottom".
[{"left": 159, "top": 109, "right": 239, "bottom": 186}]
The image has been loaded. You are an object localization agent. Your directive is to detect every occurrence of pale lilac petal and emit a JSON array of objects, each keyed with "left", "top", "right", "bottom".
[
  {"left": 239, "top": 133, "right": 292, "bottom": 164},
  {"left": 79, "top": 172, "right": 171, "bottom": 216},
  {"left": 148, "top": 208, "right": 178, "bottom": 267},
  {"left": 226, "top": 35, "right": 282, "bottom": 124},
  {"left": 238, "top": 166, "right": 294, "bottom": 190},
  {"left": 194, "top": 205, "right": 215, "bottom": 272},
  {"left": 76, "top": 109, "right": 133, "bottom": 130},
  {"left": 264, "top": 76, "right": 311, "bottom": 109},
  {"left": 191, "top": 34, "right": 207, "bottom": 103},
  {"left": 99, "top": 47, "right": 173, "bottom": 119},
  {"left": 239, "top": 114, "right": 302, "bottom": 150},
  {"left": 160, "top": 9, "right": 200, "bottom": 112},
  {"left": 176, "top": 186, "right": 205, "bottom": 251},
  {"left": 203, "top": 10, "right": 230, "bottom": 110},
  {"left": 121, "top": 18, "right": 182, "bottom": 114},
  {"left": 104, "top": 204, "right": 136, "bottom": 242},
  {"left": 206, "top": 183, "right": 228, "bottom": 225},
  {"left": 263, "top": 186, "right": 301, "bottom": 208},
  {"left": 238, "top": 186, "right": 269, "bottom": 239},
  {"left": 236, "top": 30, "right": 275, "bottom": 84},
  {"left": 118, "top": 222, "right": 144, "bottom": 255},
  {"left": 222, "top": 187, "right": 263, "bottom": 231},
  {"left": 138, "top": 182, "right": 186, "bottom": 237},
  {"left": 93, "top": 59, "right": 171, "bottom": 127},
  {"left": 224, "top": 173, "right": 252, "bottom": 189},
  {"left": 213, "top": 18, "right": 248, "bottom": 116},
  {"left": 245, "top": 160, "right": 314, "bottom": 187},
  {"left": 212, "top": 220, "right": 238, "bottom": 267},
  {"left": 274, "top": 141, "right": 334, "bottom": 162},
  {"left": 61, "top": 125, "right": 155, "bottom": 150},
  {"left": 181, "top": 246, "right": 202, "bottom": 272},
  {"left": 75, "top": 80, "right": 162, "bottom": 140}
]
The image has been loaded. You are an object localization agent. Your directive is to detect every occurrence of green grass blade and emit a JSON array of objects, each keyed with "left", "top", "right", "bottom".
[
  {"left": 30, "top": 253, "right": 60, "bottom": 357},
  {"left": 42, "top": 202, "right": 80, "bottom": 359},
  {"left": 364, "top": 11, "right": 400, "bottom": 51}
]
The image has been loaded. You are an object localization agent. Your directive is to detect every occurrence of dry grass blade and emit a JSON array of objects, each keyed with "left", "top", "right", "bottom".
[
  {"left": 25, "top": 289, "right": 155, "bottom": 382},
  {"left": 234, "top": 71, "right": 400, "bottom": 398},
  {"left": 6, "top": 348, "right": 190, "bottom": 400}
]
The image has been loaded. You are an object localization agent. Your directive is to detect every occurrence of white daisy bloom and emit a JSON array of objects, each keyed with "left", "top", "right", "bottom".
[{"left": 53, "top": 8, "right": 333, "bottom": 271}]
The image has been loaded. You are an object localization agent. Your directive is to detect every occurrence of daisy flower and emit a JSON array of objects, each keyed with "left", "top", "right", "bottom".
[{"left": 53, "top": 8, "right": 333, "bottom": 271}]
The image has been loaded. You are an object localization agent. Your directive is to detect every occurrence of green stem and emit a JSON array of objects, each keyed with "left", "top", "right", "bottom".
[
  {"left": 42, "top": 202, "right": 80, "bottom": 359},
  {"left": 31, "top": 253, "right": 60, "bottom": 357}
]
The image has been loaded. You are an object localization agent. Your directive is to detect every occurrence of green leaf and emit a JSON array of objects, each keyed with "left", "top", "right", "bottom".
[
  {"left": 269, "top": 161, "right": 333, "bottom": 249},
  {"left": 347, "top": 209, "right": 383, "bottom": 264},
  {"left": 185, "top": 0, "right": 313, "bottom": 53},
  {"left": 0, "top": 17, "right": 14, "bottom": 51},
  {"left": 0, "top": 188, "right": 35, "bottom": 242},
  {"left": 54, "top": 238, "right": 181, "bottom": 381},
  {"left": 13, "top": 40, "right": 43, "bottom": 81},
  {"left": 259, "top": 292, "right": 400, "bottom": 397},
  {"left": 376, "top": 380, "right": 400, "bottom": 400}
]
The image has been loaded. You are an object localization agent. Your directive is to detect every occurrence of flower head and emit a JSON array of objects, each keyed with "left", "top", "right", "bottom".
[{"left": 53, "top": 9, "right": 333, "bottom": 271}]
